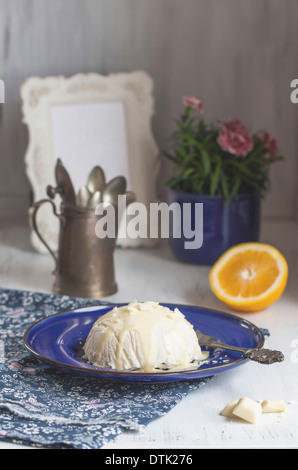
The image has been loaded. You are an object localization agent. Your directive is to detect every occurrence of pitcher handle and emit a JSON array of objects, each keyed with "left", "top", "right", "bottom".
[{"left": 31, "top": 199, "right": 62, "bottom": 273}]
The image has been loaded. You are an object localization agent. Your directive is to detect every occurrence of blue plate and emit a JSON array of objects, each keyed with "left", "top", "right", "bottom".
[{"left": 23, "top": 304, "right": 264, "bottom": 383}]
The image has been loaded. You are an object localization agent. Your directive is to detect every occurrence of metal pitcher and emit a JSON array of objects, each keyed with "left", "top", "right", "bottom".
[{"left": 31, "top": 160, "right": 135, "bottom": 299}]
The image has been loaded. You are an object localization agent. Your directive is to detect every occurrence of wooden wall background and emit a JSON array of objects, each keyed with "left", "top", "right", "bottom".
[{"left": 0, "top": 0, "right": 297, "bottom": 222}]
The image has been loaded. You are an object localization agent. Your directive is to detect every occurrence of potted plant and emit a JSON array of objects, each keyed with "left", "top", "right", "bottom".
[{"left": 162, "top": 95, "right": 283, "bottom": 265}]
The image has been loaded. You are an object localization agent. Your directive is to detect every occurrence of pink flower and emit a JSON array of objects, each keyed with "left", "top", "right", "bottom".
[
  {"left": 5, "top": 308, "right": 26, "bottom": 318},
  {"left": 183, "top": 95, "right": 204, "bottom": 113},
  {"left": 217, "top": 118, "right": 253, "bottom": 157},
  {"left": 8, "top": 361, "right": 36, "bottom": 375},
  {"left": 28, "top": 397, "right": 45, "bottom": 407},
  {"left": 257, "top": 131, "right": 279, "bottom": 159},
  {"left": 23, "top": 367, "right": 36, "bottom": 375},
  {"left": 8, "top": 362, "right": 22, "bottom": 370}
]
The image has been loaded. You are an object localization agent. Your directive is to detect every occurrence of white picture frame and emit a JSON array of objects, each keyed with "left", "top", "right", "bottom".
[{"left": 20, "top": 71, "right": 159, "bottom": 252}]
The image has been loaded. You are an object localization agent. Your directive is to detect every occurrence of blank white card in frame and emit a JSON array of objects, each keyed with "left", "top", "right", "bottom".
[{"left": 50, "top": 101, "right": 131, "bottom": 192}]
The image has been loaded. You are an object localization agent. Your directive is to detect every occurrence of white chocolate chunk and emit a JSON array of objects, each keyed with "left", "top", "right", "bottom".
[
  {"left": 221, "top": 400, "right": 239, "bottom": 418},
  {"left": 261, "top": 398, "right": 287, "bottom": 413},
  {"left": 232, "top": 397, "right": 262, "bottom": 424}
]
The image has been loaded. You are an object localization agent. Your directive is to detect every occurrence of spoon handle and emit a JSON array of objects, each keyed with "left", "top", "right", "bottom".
[
  {"left": 207, "top": 340, "right": 284, "bottom": 365},
  {"left": 207, "top": 340, "right": 249, "bottom": 354}
]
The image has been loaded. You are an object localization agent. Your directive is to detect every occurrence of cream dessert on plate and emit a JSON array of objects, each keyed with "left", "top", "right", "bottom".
[{"left": 83, "top": 301, "right": 206, "bottom": 372}]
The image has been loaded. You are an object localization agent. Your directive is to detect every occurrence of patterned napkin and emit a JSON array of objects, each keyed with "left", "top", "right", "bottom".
[{"left": 0, "top": 288, "right": 212, "bottom": 449}]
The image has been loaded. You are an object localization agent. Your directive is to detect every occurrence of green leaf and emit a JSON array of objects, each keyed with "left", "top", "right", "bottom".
[
  {"left": 181, "top": 153, "right": 197, "bottom": 169},
  {"left": 229, "top": 159, "right": 258, "bottom": 179},
  {"left": 228, "top": 174, "right": 242, "bottom": 203},
  {"left": 182, "top": 135, "right": 211, "bottom": 175},
  {"left": 202, "top": 133, "right": 214, "bottom": 147},
  {"left": 239, "top": 173, "right": 263, "bottom": 193},
  {"left": 210, "top": 158, "right": 221, "bottom": 196},
  {"left": 161, "top": 150, "right": 180, "bottom": 164},
  {"left": 181, "top": 168, "right": 195, "bottom": 180},
  {"left": 200, "top": 147, "right": 211, "bottom": 176},
  {"left": 220, "top": 171, "right": 229, "bottom": 202}
]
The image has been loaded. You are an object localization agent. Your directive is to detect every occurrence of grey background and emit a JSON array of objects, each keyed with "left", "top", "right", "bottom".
[{"left": 0, "top": 0, "right": 297, "bottom": 221}]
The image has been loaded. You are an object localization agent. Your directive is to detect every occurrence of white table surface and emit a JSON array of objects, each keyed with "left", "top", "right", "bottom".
[{"left": 0, "top": 218, "right": 297, "bottom": 449}]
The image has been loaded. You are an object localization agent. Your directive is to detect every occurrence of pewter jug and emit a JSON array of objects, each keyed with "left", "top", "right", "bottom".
[{"left": 31, "top": 161, "right": 134, "bottom": 299}]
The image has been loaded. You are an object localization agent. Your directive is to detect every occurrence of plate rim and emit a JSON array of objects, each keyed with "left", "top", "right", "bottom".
[{"left": 23, "top": 302, "right": 265, "bottom": 378}]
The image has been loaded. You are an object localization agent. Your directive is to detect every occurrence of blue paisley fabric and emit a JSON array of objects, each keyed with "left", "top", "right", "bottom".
[{"left": 0, "top": 288, "right": 212, "bottom": 449}]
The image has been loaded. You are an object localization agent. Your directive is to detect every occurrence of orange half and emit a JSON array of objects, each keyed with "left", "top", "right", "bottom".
[{"left": 209, "top": 243, "right": 288, "bottom": 312}]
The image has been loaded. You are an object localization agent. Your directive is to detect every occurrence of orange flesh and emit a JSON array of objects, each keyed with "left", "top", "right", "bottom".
[{"left": 217, "top": 250, "right": 280, "bottom": 297}]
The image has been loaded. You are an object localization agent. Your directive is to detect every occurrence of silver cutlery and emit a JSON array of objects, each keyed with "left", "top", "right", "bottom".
[
  {"left": 87, "top": 190, "right": 102, "bottom": 209},
  {"left": 196, "top": 329, "right": 284, "bottom": 365},
  {"left": 87, "top": 166, "right": 106, "bottom": 194},
  {"left": 76, "top": 186, "right": 92, "bottom": 208},
  {"left": 102, "top": 176, "right": 127, "bottom": 205}
]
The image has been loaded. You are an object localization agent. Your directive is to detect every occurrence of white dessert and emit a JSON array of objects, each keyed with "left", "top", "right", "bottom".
[{"left": 83, "top": 301, "right": 206, "bottom": 372}]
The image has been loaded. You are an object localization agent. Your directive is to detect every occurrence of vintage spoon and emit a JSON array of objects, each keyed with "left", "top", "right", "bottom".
[
  {"left": 87, "top": 166, "right": 106, "bottom": 194},
  {"left": 195, "top": 329, "right": 284, "bottom": 365},
  {"left": 55, "top": 159, "right": 77, "bottom": 206},
  {"left": 102, "top": 176, "right": 127, "bottom": 205},
  {"left": 125, "top": 190, "right": 136, "bottom": 206},
  {"left": 76, "top": 186, "right": 92, "bottom": 208},
  {"left": 87, "top": 190, "right": 102, "bottom": 209}
]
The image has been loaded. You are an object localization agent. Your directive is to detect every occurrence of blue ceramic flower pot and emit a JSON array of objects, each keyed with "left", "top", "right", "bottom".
[{"left": 168, "top": 189, "right": 260, "bottom": 266}]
